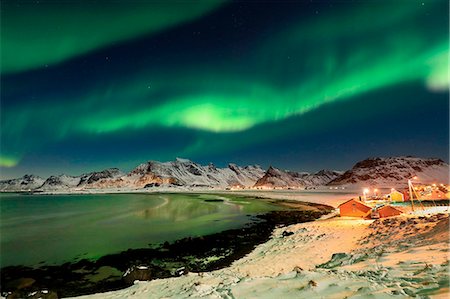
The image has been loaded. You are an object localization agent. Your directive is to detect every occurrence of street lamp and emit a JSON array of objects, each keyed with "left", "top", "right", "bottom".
[{"left": 363, "top": 188, "right": 369, "bottom": 201}]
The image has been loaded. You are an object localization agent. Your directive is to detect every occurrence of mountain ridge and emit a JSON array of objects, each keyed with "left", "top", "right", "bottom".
[
  {"left": 0, "top": 156, "right": 447, "bottom": 192},
  {"left": 327, "top": 156, "right": 448, "bottom": 187}
]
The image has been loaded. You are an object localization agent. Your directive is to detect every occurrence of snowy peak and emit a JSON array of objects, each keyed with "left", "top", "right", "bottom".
[
  {"left": 254, "top": 166, "right": 304, "bottom": 188},
  {"left": 39, "top": 174, "right": 81, "bottom": 190},
  {"left": 266, "top": 166, "right": 283, "bottom": 176},
  {"left": 328, "top": 157, "right": 449, "bottom": 187},
  {"left": 301, "top": 170, "right": 343, "bottom": 186},
  {"left": 254, "top": 167, "right": 341, "bottom": 189},
  {"left": 0, "top": 174, "right": 45, "bottom": 191},
  {"left": 175, "top": 157, "right": 192, "bottom": 164},
  {"left": 37, "top": 168, "right": 124, "bottom": 191},
  {"left": 352, "top": 157, "right": 444, "bottom": 170},
  {"left": 79, "top": 168, "right": 124, "bottom": 186},
  {"left": 126, "top": 159, "right": 265, "bottom": 188}
]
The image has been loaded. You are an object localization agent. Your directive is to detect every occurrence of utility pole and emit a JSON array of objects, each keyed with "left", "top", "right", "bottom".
[{"left": 408, "top": 179, "right": 415, "bottom": 212}]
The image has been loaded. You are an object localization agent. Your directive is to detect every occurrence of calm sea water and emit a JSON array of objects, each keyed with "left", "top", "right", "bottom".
[{"left": 0, "top": 193, "right": 284, "bottom": 267}]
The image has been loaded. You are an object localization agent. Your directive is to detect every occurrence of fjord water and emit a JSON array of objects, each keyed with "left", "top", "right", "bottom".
[{"left": 0, "top": 193, "right": 284, "bottom": 268}]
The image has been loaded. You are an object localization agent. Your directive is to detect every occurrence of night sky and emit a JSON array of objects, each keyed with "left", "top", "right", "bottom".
[{"left": 1, "top": 0, "right": 448, "bottom": 178}]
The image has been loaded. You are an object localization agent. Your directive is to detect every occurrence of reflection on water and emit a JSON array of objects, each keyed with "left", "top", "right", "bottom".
[
  {"left": 137, "top": 195, "right": 247, "bottom": 221},
  {"left": 137, "top": 196, "right": 217, "bottom": 221},
  {"left": 0, "top": 193, "right": 282, "bottom": 267}
]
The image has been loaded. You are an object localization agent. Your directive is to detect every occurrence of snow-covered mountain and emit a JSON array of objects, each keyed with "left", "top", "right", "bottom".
[
  {"left": 38, "top": 174, "right": 81, "bottom": 191},
  {"left": 115, "top": 158, "right": 265, "bottom": 189},
  {"left": 37, "top": 168, "right": 124, "bottom": 191},
  {"left": 0, "top": 156, "right": 447, "bottom": 192},
  {"left": 299, "top": 170, "right": 345, "bottom": 186},
  {"left": 7, "top": 159, "right": 264, "bottom": 191},
  {"left": 0, "top": 175, "right": 45, "bottom": 191},
  {"left": 254, "top": 167, "right": 304, "bottom": 188},
  {"left": 254, "top": 167, "right": 342, "bottom": 189},
  {"left": 77, "top": 168, "right": 124, "bottom": 187},
  {"left": 327, "top": 157, "right": 449, "bottom": 187}
]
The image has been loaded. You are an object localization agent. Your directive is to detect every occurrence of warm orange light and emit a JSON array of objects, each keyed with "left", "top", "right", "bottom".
[
  {"left": 363, "top": 188, "right": 369, "bottom": 194},
  {"left": 413, "top": 176, "right": 418, "bottom": 180}
]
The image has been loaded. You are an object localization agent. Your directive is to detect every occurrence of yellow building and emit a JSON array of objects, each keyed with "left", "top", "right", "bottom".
[{"left": 387, "top": 189, "right": 404, "bottom": 202}]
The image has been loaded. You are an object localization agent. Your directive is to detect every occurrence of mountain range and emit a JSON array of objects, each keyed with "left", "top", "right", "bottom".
[
  {"left": 0, "top": 156, "right": 448, "bottom": 192},
  {"left": 253, "top": 166, "right": 343, "bottom": 189}
]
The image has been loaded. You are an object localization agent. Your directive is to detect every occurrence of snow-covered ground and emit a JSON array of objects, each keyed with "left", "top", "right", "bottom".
[
  {"left": 65, "top": 191, "right": 449, "bottom": 299},
  {"left": 70, "top": 211, "right": 449, "bottom": 299}
]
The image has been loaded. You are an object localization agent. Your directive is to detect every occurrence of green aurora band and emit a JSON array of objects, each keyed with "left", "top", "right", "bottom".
[
  {"left": 1, "top": 0, "right": 448, "bottom": 168},
  {"left": 1, "top": 1, "right": 225, "bottom": 74}
]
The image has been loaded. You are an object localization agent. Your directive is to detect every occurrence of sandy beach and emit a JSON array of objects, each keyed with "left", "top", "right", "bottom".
[{"left": 70, "top": 204, "right": 449, "bottom": 299}]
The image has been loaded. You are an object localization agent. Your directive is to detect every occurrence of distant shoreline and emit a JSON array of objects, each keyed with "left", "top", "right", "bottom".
[{"left": 0, "top": 188, "right": 356, "bottom": 196}]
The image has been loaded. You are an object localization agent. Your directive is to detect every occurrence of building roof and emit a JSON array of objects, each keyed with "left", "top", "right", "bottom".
[
  {"left": 388, "top": 189, "right": 403, "bottom": 195},
  {"left": 376, "top": 205, "right": 402, "bottom": 212},
  {"left": 338, "top": 198, "right": 371, "bottom": 209}
]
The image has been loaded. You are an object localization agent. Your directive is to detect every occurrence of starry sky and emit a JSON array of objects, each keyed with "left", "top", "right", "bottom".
[{"left": 1, "top": 0, "right": 448, "bottom": 178}]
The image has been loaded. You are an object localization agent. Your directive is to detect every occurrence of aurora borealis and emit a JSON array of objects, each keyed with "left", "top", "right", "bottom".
[{"left": 1, "top": 0, "right": 448, "bottom": 178}]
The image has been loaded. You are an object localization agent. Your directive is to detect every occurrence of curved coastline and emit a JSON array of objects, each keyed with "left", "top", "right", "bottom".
[{"left": 0, "top": 196, "right": 332, "bottom": 298}]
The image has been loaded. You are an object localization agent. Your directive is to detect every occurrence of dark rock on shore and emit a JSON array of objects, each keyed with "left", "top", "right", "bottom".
[
  {"left": 5, "top": 277, "right": 36, "bottom": 290},
  {"left": 282, "top": 231, "right": 294, "bottom": 237},
  {"left": 8, "top": 289, "right": 58, "bottom": 299},
  {"left": 123, "top": 266, "right": 152, "bottom": 284}
]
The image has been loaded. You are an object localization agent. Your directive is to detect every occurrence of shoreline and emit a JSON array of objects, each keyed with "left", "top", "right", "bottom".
[
  {"left": 0, "top": 198, "right": 332, "bottom": 298},
  {"left": 71, "top": 212, "right": 449, "bottom": 299},
  {"left": 2, "top": 191, "right": 448, "bottom": 298},
  {"left": 1, "top": 188, "right": 359, "bottom": 209}
]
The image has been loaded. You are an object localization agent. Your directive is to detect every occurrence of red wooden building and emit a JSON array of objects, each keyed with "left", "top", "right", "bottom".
[
  {"left": 376, "top": 205, "right": 402, "bottom": 218},
  {"left": 338, "top": 199, "right": 372, "bottom": 218},
  {"left": 339, "top": 199, "right": 403, "bottom": 219}
]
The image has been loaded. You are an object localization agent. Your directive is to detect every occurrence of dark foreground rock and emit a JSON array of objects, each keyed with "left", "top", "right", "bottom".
[{"left": 0, "top": 202, "right": 332, "bottom": 298}]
